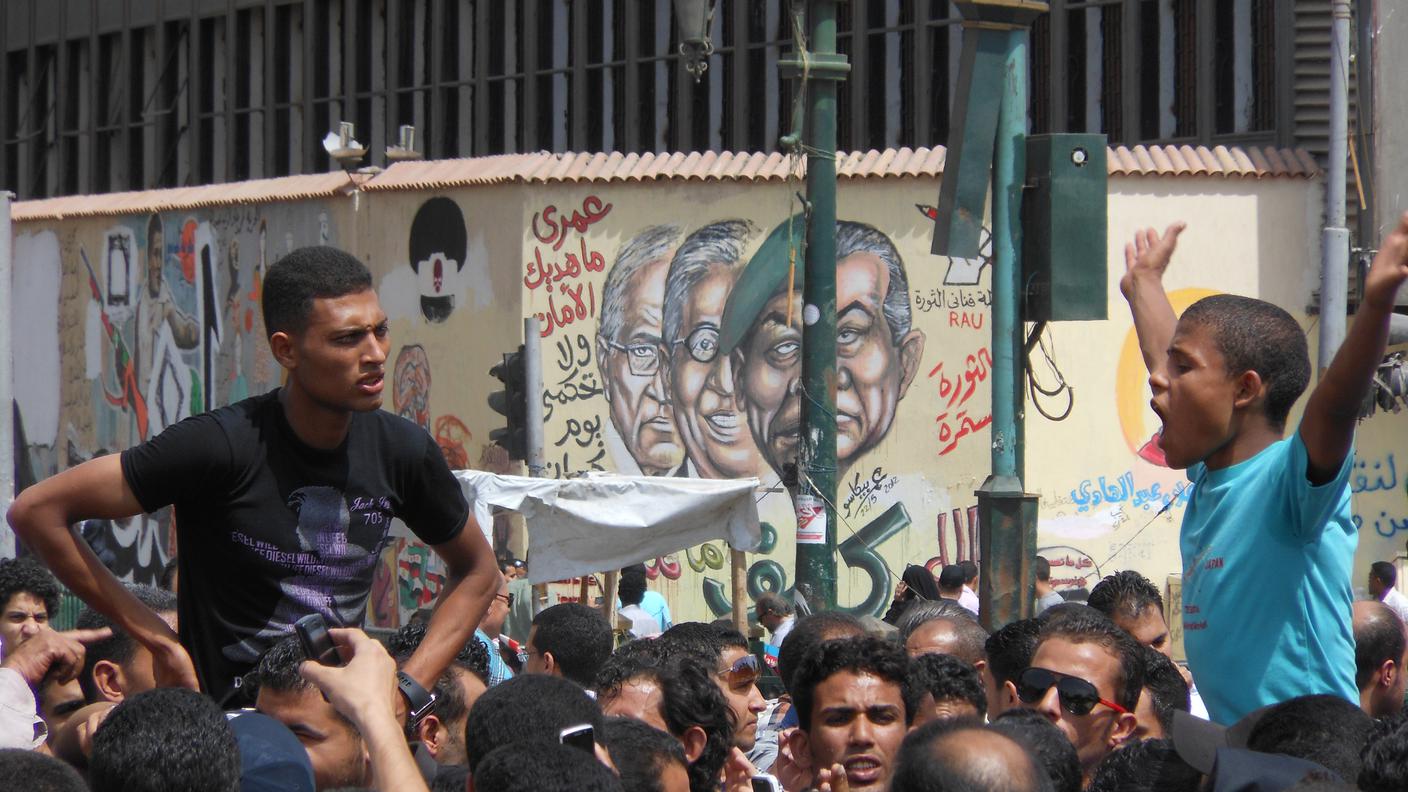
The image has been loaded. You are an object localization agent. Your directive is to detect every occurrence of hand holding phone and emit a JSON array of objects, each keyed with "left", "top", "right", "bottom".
[{"left": 295, "top": 613, "right": 344, "bottom": 666}]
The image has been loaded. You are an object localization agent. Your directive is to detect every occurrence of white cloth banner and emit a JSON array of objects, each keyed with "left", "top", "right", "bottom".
[{"left": 454, "top": 470, "right": 763, "bottom": 584}]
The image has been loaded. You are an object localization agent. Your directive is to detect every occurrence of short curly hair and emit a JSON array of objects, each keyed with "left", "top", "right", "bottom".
[
  {"left": 792, "top": 635, "right": 920, "bottom": 729},
  {"left": 0, "top": 557, "right": 61, "bottom": 618},
  {"left": 908, "top": 652, "right": 987, "bottom": 719},
  {"left": 1087, "top": 570, "right": 1164, "bottom": 624},
  {"left": 1178, "top": 294, "right": 1310, "bottom": 429}
]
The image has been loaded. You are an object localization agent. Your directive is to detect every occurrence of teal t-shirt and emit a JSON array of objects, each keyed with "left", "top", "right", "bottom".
[{"left": 1180, "top": 431, "right": 1357, "bottom": 725}]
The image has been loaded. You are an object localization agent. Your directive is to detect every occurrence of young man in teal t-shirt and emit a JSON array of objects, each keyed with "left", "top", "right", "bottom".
[{"left": 1121, "top": 213, "right": 1408, "bottom": 724}]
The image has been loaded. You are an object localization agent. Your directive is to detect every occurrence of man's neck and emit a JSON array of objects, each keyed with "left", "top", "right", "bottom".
[
  {"left": 278, "top": 386, "right": 354, "bottom": 450},
  {"left": 1035, "top": 580, "right": 1052, "bottom": 597},
  {"left": 1201, "top": 416, "right": 1283, "bottom": 471}
]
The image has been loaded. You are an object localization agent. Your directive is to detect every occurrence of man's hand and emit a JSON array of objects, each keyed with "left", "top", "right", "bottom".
[
  {"left": 1, "top": 627, "right": 111, "bottom": 687},
  {"left": 1120, "top": 222, "right": 1186, "bottom": 299},
  {"left": 814, "top": 763, "right": 851, "bottom": 792},
  {"left": 722, "top": 747, "right": 760, "bottom": 792},
  {"left": 149, "top": 638, "right": 200, "bottom": 691},
  {"left": 1364, "top": 212, "right": 1408, "bottom": 310},
  {"left": 299, "top": 628, "right": 400, "bottom": 726}
]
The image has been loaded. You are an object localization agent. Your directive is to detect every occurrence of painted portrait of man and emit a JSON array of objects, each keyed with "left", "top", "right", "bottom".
[
  {"left": 596, "top": 225, "right": 685, "bottom": 477},
  {"left": 723, "top": 219, "right": 923, "bottom": 479},
  {"left": 661, "top": 220, "right": 763, "bottom": 479}
]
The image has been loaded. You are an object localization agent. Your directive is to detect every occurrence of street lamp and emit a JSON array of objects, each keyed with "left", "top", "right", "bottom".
[{"left": 672, "top": 0, "right": 715, "bottom": 82}]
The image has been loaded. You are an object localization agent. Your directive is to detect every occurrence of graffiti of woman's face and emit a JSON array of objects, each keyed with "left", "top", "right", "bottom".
[
  {"left": 835, "top": 251, "right": 924, "bottom": 466},
  {"left": 733, "top": 289, "right": 803, "bottom": 476},
  {"left": 602, "top": 257, "right": 683, "bottom": 476},
  {"left": 667, "top": 264, "right": 761, "bottom": 479}
]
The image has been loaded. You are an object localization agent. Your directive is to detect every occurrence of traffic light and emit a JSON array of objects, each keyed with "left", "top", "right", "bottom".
[{"left": 488, "top": 347, "right": 528, "bottom": 460}]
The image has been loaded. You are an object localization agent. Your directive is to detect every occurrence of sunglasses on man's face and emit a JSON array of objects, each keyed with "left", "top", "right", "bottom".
[
  {"left": 717, "top": 654, "right": 760, "bottom": 687},
  {"left": 1016, "top": 666, "right": 1128, "bottom": 716}
]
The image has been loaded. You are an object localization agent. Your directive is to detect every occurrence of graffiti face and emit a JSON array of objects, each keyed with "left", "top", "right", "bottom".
[
  {"left": 392, "top": 344, "right": 432, "bottom": 428},
  {"left": 835, "top": 251, "right": 925, "bottom": 467},
  {"left": 409, "top": 197, "right": 469, "bottom": 323},
  {"left": 733, "top": 288, "right": 803, "bottom": 476},
  {"left": 667, "top": 263, "right": 761, "bottom": 478},
  {"left": 278, "top": 290, "right": 391, "bottom": 414},
  {"left": 600, "top": 256, "right": 683, "bottom": 476},
  {"left": 147, "top": 228, "right": 165, "bottom": 298}
]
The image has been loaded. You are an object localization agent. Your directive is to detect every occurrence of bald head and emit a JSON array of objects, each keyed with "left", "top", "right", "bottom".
[
  {"left": 893, "top": 722, "right": 1051, "bottom": 792},
  {"left": 904, "top": 617, "right": 989, "bottom": 667},
  {"left": 1354, "top": 600, "right": 1407, "bottom": 718}
]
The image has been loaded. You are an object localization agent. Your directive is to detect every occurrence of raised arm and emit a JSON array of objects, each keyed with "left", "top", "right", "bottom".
[
  {"left": 1120, "top": 223, "right": 1187, "bottom": 375},
  {"left": 5, "top": 454, "right": 197, "bottom": 689},
  {"left": 1300, "top": 211, "right": 1408, "bottom": 483},
  {"left": 398, "top": 514, "right": 500, "bottom": 693}
]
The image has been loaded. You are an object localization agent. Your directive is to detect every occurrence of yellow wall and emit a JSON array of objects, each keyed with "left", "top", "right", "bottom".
[{"left": 13, "top": 168, "right": 1405, "bottom": 630}]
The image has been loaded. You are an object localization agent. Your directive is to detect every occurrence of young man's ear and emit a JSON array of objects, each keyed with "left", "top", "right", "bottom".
[
  {"left": 1232, "top": 369, "right": 1267, "bottom": 410},
  {"left": 91, "top": 660, "right": 126, "bottom": 704},
  {"left": 1108, "top": 711, "right": 1139, "bottom": 750},
  {"left": 414, "top": 713, "right": 448, "bottom": 758},
  {"left": 786, "top": 728, "right": 814, "bottom": 772},
  {"left": 542, "top": 650, "right": 559, "bottom": 676},
  {"left": 1003, "top": 679, "right": 1021, "bottom": 709},
  {"left": 269, "top": 331, "right": 296, "bottom": 370},
  {"left": 681, "top": 725, "right": 708, "bottom": 764}
]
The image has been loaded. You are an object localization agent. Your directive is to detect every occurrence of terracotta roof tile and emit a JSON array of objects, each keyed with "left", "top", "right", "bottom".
[
  {"left": 13, "top": 144, "right": 1323, "bottom": 220},
  {"left": 12, "top": 172, "right": 359, "bottom": 222}
]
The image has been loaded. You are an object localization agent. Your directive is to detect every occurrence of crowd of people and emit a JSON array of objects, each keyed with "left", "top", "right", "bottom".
[{"left": 0, "top": 211, "right": 1402, "bottom": 791}]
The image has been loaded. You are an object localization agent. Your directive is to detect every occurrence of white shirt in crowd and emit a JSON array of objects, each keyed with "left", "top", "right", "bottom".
[
  {"left": 959, "top": 585, "right": 980, "bottom": 616},
  {"left": 1382, "top": 586, "right": 1408, "bottom": 624}
]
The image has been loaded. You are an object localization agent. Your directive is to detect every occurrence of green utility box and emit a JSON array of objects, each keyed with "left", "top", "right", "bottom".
[{"left": 1022, "top": 134, "right": 1108, "bottom": 322}]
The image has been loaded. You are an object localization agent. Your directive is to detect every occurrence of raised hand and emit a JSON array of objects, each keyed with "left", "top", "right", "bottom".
[
  {"left": 1364, "top": 211, "right": 1408, "bottom": 310},
  {"left": 1121, "top": 222, "right": 1187, "bottom": 299}
]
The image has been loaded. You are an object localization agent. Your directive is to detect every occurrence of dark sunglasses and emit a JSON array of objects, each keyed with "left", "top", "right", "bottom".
[
  {"left": 1016, "top": 667, "right": 1128, "bottom": 716},
  {"left": 717, "top": 654, "right": 760, "bottom": 687}
]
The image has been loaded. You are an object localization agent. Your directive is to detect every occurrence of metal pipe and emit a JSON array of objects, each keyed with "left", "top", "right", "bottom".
[
  {"left": 1318, "top": 0, "right": 1352, "bottom": 374},
  {"left": 990, "top": 30, "right": 1027, "bottom": 482},
  {"left": 523, "top": 317, "right": 546, "bottom": 478},
  {"left": 0, "top": 192, "right": 13, "bottom": 558},
  {"left": 795, "top": 0, "right": 841, "bottom": 610}
]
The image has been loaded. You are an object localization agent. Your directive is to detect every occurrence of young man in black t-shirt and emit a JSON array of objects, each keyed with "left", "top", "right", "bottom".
[{"left": 8, "top": 245, "right": 500, "bottom": 708}]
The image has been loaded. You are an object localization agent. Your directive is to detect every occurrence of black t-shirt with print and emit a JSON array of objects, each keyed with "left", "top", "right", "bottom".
[{"left": 120, "top": 389, "right": 467, "bottom": 702}]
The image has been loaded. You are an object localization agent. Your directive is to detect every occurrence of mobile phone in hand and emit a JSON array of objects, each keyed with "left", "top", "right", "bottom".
[
  {"left": 751, "top": 775, "right": 783, "bottom": 792},
  {"left": 295, "top": 613, "right": 343, "bottom": 666},
  {"left": 559, "top": 723, "right": 595, "bottom": 754}
]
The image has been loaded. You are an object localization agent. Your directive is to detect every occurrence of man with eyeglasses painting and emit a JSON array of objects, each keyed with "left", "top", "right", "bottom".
[
  {"left": 596, "top": 225, "right": 686, "bottom": 477},
  {"left": 1017, "top": 610, "right": 1145, "bottom": 784},
  {"left": 661, "top": 220, "right": 765, "bottom": 480}
]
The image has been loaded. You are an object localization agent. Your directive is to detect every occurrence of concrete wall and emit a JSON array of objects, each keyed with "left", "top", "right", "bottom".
[{"left": 12, "top": 168, "right": 1405, "bottom": 632}]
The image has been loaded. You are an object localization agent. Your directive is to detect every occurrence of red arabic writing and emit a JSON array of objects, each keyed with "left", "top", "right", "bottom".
[{"left": 929, "top": 346, "right": 994, "bottom": 456}]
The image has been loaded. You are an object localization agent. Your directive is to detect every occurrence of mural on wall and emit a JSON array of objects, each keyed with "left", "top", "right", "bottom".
[
  {"left": 17, "top": 173, "right": 1398, "bottom": 626},
  {"left": 14, "top": 204, "right": 331, "bottom": 584},
  {"left": 525, "top": 189, "right": 973, "bottom": 619}
]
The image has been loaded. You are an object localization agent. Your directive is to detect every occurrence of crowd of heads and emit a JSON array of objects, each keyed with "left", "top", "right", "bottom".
[{"left": 5, "top": 554, "right": 1408, "bottom": 792}]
